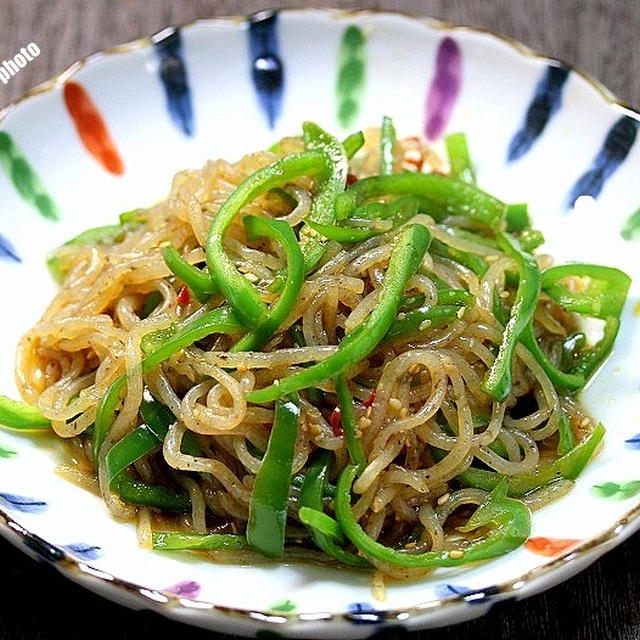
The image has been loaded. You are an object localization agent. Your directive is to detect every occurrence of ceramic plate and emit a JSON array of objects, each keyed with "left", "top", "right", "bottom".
[{"left": 1, "top": 9, "right": 639, "bottom": 638}]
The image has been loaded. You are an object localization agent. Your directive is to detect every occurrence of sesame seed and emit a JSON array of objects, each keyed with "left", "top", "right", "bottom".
[
  {"left": 400, "top": 407, "right": 409, "bottom": 418},
  {"left": 437, "top": 492, "right": 450, "bottom": 505},
  {"left": 499, "top": 290, "right": 510, "bottom": 298},
  {"left": 408, "top": 364, "right": 421, "bottom": 375},
  {"left": 389, "top": 398, "right": 402, "bottom": 411},
  {"left": 449, "top": 549, "right": 464, "bottom": 559},
  {"left": 580, "top": 418, "right": 590, "bottom": 427},
  {"left": 419, "top": 319, "right": 432, "bottom": 331},
  {"left": 274, "top": 379, "right": 280, "bottom": 386},
  {"left": 244, "top": 273, "right": 259, "bottom": 283},
  {"left": 456, "top": 307, "right": 465, "bottom": 318},
  {"left": 359, "top": 417, "right": 372, "bottom": 429}
]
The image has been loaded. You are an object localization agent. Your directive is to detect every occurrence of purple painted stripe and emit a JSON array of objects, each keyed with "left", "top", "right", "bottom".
[
  {"left": 424, "top": 37, "right": 462, "bottom": 141},
  {"left": 164, "top": 580, "right": 201, "bottom": 599}
]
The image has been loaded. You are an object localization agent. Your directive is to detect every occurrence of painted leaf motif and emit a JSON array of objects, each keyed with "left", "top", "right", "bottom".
[
  {"left": 0, "top": 492, "right": 47, "bottom": 513},
  {"left": 424, "top": 37, "right": 462, "bottom": 141},
  {"left": 163, "top": 580, "right": 201, "bottom": 599},
  {"left": 525, "top": 537, "right": 580, "bottom": 557},
  {"left": 625, "top": 432, "right": 640, "bottom": 449},
  {"left": 62, "top": 542, "right": 102, "bottom": 560},
  {"left": 336, "top": 25, "right": 366, "bottom": 128},
  {"left": 434, "top": 584, "right": 473, "bottom": 598},
  {"left": 346, "top": 601, "right": 386, "bottom": 624},
  {"left": 621, "top": 206, "right": 640, "bottom": 241},
  {"left": 269, "top": 598, "right": 296, "bottom": 612},
  {"left": 0, "top": 445, "right": 17, "bottom": 458},
  {"left": 63, "top": 82, "right": 125, "bottom": 176},
  {"left": 0, "top": 131, "right": 59, "bottom": 220},
  {"left": 0, "top": 233, "right": 21, "bottom": 262},
  {"left": 592, "top": 481, "right": 640, "bottom": 499}
]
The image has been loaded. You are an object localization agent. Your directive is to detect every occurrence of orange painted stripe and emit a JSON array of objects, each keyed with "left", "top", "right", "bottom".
[
  {"left": 524, "top": 537, "right": 581, "bottom": 557},
  {"left": 63, "top": 82, "right": 124, "bottom": 176}
]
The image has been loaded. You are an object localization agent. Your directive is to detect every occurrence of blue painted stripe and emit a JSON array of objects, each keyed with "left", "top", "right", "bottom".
[
  {"left": 248, "top": 10, "right": 284, "bottom": 129},
  {"left": 152, "top": 27, "right": 194, "bottom": 136},
  {"left": 625, "top": 433, "right": 640, "bottom": 449},
  {"left": 0, "top": 492, "right": 47, "bottom": 513},
  {"left": 507, "top": 64, "right": 570, "bottom": 162},
  {"left": 0, "top": 233, "right": 20, "bottom": 262},
  {"left": 568, "top": 115, "right": 638, "bottom": 208},
  {"left": 63, "top": 542, "right": 102, "bottom": 560}
]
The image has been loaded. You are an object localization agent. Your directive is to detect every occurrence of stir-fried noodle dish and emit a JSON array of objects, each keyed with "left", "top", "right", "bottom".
[{"left": 0, "top": 120, "right": 630, "bottom": 585}]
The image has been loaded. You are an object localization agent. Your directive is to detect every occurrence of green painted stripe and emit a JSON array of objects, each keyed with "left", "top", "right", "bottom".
[
  {"left": 336, "top": 25, "right": 366, "bottom": 128},
  {"left": 0, "top": 131, "right": 60, "bottom": 221},
  {"left": 621, "top": 205, "right": 640, "bottom": 241},
  {"left": 0, "top": 445, "right": 17, "bottom": 459}
]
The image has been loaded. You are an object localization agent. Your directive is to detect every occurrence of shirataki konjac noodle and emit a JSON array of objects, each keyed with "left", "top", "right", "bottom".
[{"left": 0, "top": 120, "right": 630, "bottom": 587}]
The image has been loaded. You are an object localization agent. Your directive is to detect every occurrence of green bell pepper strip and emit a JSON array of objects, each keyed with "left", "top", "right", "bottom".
[
  {"left": 505, "top": 203, "right": 529, "bottom": 232},
  {"left": 118, "top": 478, "right": 191, "bottom": 512},
  {"left": 298, "top": 450, "right": 370, "bottom": 568},
  {"left": 438, "top": 422, "right": 604, "bottom": 497},
  {"left": 94, "top": 306, "right": 245, "bottom": 466},
  {"left": 106, "top": 396, "right": 200, "bottom": 485},
  {"left": 385, "top": 305, "right": 463, "bottom": 342},
  {"left": 140, "top": 291, "right": 162, "bottom": 319},
  {"left": 298, "top": 506, "right": 345, "bottom": 543},
  {"left": 0, "top": 395, "right": 51, "bottom": 430},
  {"left": 437, "top": 289, "right": 473, "bottom": 306},
  {"left": 119, "top": 209, "right": 146, "bottom": 224},
  {"left": 342, "top": 131, "right": 365, "bottom": 159},
  {"left": 519, "top": 322, "right": 585, "bottom": 391},
  {"left": 561, "top": 333, "right": 586, "bottom": 370},
  {"left": 380, "top": 115, "right": 396, "bottom": 175},
  {"left": 335, "top": 373, "right": 367, "bottom": 469},
  {"left": 306, "top": 220, "right": 378, "bottom": 243},
  {"left": 569, "top": 316, "right": 620, "bottom": 380},
  {"left": 518, "top": 228, "right": 545, "bottom": 252},
  {"left": 541, "top": 264, "right": 631, "bottom": 320},
  {"left": 152, "top": 531, "right": 249, "bottom": 551},
  {"left": 298, "top": 122, "right": 349, "bottom": 273},
  {"left": 247, "top": 393, "right": 301, "bottom": 558},
  {"left": 334, "top": 173, "right": 506, "bottom": 228},
  {"left": 556, "top": 408, "right": 575, "bottom": 456},
  {"left": 205, "top": 149, "right": 331, "bottom": 327},
  {"left": 444, "top": 132, "right": 475, "bottom": 184},
  {"left": 231, "top": 215, "right": 304, "bottom": 352},
  {"left": 246, "top": 224, "right": 431, "bottom": 404},
  {"left": 430, "top": 238, "right": 488, "bottom": 276},
  {"left": 106, "top": 398, "right": 200, "bottom": 511},
  {"left": 46, "top": 222, "right": 133, "bottom": 283},
  {"left": 335, "top": 468, "right": 530, "bottom": 567},
  {"left": 162, "top": 246, "right": 217, "bottom": 303},
  {"left": 483, "top": 232, "right": 541, "bottom": 402}
]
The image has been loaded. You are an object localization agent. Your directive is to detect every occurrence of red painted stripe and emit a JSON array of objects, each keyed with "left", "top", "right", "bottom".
[
  {"left": 524, "top": 537, "right": 580, "bottom": 557},
  {"left": 63, "top": 82, "right": 125, "bottom": 176}
]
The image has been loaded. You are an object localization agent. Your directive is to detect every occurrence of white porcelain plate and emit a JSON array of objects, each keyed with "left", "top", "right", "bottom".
[{"left": 1, "top": 9, "right": 639, "bottom": 638}]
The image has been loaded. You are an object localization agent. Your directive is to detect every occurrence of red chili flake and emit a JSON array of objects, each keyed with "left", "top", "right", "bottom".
[
  {"left": 524, "top": 537, "right": 580, "bottom": 557},
  {"left": 403, "top": 150, "right": 424, "bottom": 172},
  {"left": 177, "top": 285, "right": 190, "bottom": 305},
  {"left": 361, "top": 389, "right": 376, "bottom": 409},
  {"left": 330, "top": 406, "right": 343, "bottom": 436},
  {"left": 346, "top": 173, "right": 358, "bottom": 186}
]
